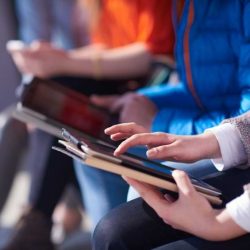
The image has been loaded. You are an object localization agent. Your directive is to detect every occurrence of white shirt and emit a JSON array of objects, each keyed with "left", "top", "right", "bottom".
[{"left": 206, "top": 124, "right": 250, "bottom": 232}]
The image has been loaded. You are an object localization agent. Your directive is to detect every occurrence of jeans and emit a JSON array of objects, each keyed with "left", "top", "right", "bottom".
[
  {"left": 15, "top": 0, "right": 89, "bottom": 48},
  {"left": 74, "top": 161, "right": 129, "bottom": 230}
]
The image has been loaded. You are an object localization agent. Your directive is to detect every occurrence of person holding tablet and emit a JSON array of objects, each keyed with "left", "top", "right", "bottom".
[
  {"left": 9, "top": 0, "right": 174, "bottom": 82},
  {"left": 72, "top": 0, "right": 250, "bottom": 229},
  {"left": 93, "top": 111, "right": 250, "bottom": 250},
  {"left": 4, "top": 1, "right": 175, "bottom": 249}
]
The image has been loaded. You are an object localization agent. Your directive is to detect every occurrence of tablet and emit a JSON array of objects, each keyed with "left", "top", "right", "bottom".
[
  {"left": 53, "top": 129, "right": 223, "bottom": 205},
  {"left": 16, "top": 77, "right": 113, "bottom": 140}
]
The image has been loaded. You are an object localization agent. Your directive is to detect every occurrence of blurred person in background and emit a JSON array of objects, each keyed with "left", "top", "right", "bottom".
[
  {"left": 5, "top": 0, "right": 175, "bottom": 249},
  {"left": 0, "top": 0, "right": 89, "bottom": 249},
  {"left": 10, "top": 0, "right": 174, "bottom": 82}
]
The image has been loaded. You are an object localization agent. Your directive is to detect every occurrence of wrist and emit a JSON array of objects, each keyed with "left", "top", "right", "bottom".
[
  {"left": 199, "top": 132, "right": 221, "bottom": 159},
  {"left": 62, "top": 51, "right": 93, "bottom": 76}
]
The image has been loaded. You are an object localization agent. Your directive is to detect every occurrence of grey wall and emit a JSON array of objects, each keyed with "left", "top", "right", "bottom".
[{"left": 0, "top": 0, "right": 20, "bottom": 111}]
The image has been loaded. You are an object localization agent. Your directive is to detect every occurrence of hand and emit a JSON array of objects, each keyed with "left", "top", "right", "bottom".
[
  {"left": 109, "top": 127, "right": 221, "bottom": 160},
  {"left": 8, "top": 41, "right": 68, "bottom": 77},
  {"left": 91, "top": 92, "right": 158, "bottom": 131},
  {"left": 105, "top": 122, "right": 149, "bottom": 141},
  {"left": 124, "top": 170, "right": 246, "bottom": 241}
]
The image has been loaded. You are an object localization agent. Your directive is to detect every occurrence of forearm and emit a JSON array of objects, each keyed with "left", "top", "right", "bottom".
[{"left": 62, "top": 42, "right": 152, "bottom": 79}]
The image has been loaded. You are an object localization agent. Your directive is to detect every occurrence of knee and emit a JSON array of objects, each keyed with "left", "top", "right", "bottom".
[{"left": 92, "top": 211, "right": 126, "bottom": 250}]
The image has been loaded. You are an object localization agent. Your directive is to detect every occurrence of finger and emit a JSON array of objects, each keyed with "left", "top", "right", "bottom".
[
  {"left": 105, "top": 123, "right": 143, "bottom": 136},
  {"left": 110, "top": 92, "right": 137, "bottom": 114},
  {"left": 114, "top": 133, "right": 152, "bottom": 156},
  {"left": 110, "top": 97, "right": 127, "bottom": 113},
  {"left": 123, "top": 177, "right": 171, "bottom": 215},
  {"left": 90, "top": 95, "right": 119, "bottom": 109},
  {"left": 110, "top": 133, "right": 132, "bottom": 141},
  {"left": 172, "top": 170, "right": 196, "bottom": 197},
  {"left": 146, "top": 144, "right": 177, "bottom": 160},
  {"left": 30, "top": 40, "right": 52, "bottom": 50},
  {"left": 163, "top": 193, "right": 176, "bottom": 203},
  {"left": 114, "top": 133, "right": 173, "bottom": 156}
]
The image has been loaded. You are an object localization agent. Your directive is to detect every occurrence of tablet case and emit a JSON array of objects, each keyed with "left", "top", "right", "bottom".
[{"left": 53, "top": 140, "right": 223, "bottom": 206}]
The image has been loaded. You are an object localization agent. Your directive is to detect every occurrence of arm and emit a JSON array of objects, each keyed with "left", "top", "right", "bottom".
[
  {"left": 9, "top": 41, "right": 152, "bottom": 79},
  {"left": 138, "top": 83, "right": 196, "bottom": 110},
  {"left": 222, "top": 112, "right": 250, "bottom": 166},
  {"left": 151, "top": 90, "right": 250, "bottom": 134},
  {"left": 62, "top": 42, "right": 153, "bottom": 79},
  {"left": 11, "top": 0, "right": 175, "bottom": 79},
  {"left": 104, "top": 121, "right": 250, "bottom": 240},
  {"left": 204, "top": 109, "right": 250, "bottom": 172},
  {"left": 105, "top": 112, "right": 250, "bottom": 168}
]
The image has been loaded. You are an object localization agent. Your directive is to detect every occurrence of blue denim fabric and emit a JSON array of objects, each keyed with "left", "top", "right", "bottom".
[
  {"left": 74, "top": 160, "right": 129, "bottom": 230},
  {"left": 15, "top": 0, "right": 84, "bottom": 49}
]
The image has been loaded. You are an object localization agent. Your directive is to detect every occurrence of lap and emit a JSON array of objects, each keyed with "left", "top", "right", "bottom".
[
  {"left": 93, "top": 198, "right": 188, "bottom": 250},
  {"left": 93, "top": 167, "right": 250, "bottom": 250},
  {"left": 153, "top": 234, "right": 250, "bottom": 250}
]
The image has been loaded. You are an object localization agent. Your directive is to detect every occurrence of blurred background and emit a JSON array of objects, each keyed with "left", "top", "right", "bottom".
[{"left": 0, "top": 1, "right": 91, "bottom": 249}]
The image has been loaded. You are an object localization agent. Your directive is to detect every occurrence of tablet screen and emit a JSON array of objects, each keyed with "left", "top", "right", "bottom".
[{"left": 21, "top": 78, "right": 110, "bottom": 138}]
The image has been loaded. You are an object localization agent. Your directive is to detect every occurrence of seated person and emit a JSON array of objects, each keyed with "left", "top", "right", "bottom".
[
  {"left": 93, "top": 111, "right": 250, "bottom": 250},
  {"left": 4, "top": 1, "right": 175, "bottom": 249},
  {"left": 9, "top": 0, "right": 174, "bottom": 84},
  {"left": 77, "top": 0, "right": 250, "bottom": 225}
]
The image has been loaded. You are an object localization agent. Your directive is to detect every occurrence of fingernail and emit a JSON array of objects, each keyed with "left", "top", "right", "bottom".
[
  {"left": 114, "top": 150, "right": 119, "bottom": 156},
  {"left": 147, "top": 149, "right": 156, "bottom": 158}
]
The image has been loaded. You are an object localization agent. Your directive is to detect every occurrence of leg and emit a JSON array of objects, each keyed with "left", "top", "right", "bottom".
[
  {"left": 52, "top": 0, "right": 80, "bottom": 49},
  {"left": 15, "top": 0, "right": 52, "bottom": 43},
  {"left": 25, "top": 129, "right": 53, "bottom": 205},
  {"left": 32, "top": 138, "right": 77, "bottom": 218},
  {"left": 74, "top": 161, "right": 129, "bottom": 229},
  {"left": 93, "top": 167, "right": 250, "bottom": 250},
  {"left": 203, "top": 167, "right": 250, "bottom": 203},
  {"left": 0, "top": 115, "right": 28, "bottom": 212},
  {"left": 3, "top": 138, "right": 78, "bottom": 250},
  {"left": 93, "top": 198, "right": 189, "bottom": 250},
  {"left": 153, "top": 234, "right": 250, "bottom": 250}
]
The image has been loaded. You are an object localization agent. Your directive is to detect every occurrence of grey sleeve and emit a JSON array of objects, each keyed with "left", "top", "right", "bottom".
[{"left": 222, "top": 112, "right": 250, "bottom": 166}]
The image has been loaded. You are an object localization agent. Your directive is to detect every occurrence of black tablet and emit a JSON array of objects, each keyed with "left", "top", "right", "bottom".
[
  {"left": 18, "top": 77, "right": 114, "bottom": 140},
  {"left": 59, "top": 129, "right": 222, "bottom": 198}
]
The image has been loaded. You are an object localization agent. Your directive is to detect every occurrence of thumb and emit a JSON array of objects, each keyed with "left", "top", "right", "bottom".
[
  {"left": 90, "top": 95, "right": 119, "bottom": 109},
  {"left": 172, "top": 170, "right": 196, "bottom": 197},
  {"left": 30, "top": 40, "right": 52, "bottom": 50}
]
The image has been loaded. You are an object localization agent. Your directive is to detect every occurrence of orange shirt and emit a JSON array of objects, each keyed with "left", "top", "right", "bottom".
[{"left": 92, "top": 0, "right": 174, "bottom": 55}]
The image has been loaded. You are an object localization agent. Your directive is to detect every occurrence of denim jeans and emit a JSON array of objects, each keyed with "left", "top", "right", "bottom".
[{"left": 15, "top": 0, "right": 88, "bottom": 48}]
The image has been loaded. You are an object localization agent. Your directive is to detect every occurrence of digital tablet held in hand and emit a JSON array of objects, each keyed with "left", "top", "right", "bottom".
[
  {"left": 52, "top": 129, "right": 223, "bottom": 205},
  {"left": 15, "top": 77, "right": 116, "bottom": 140}
]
